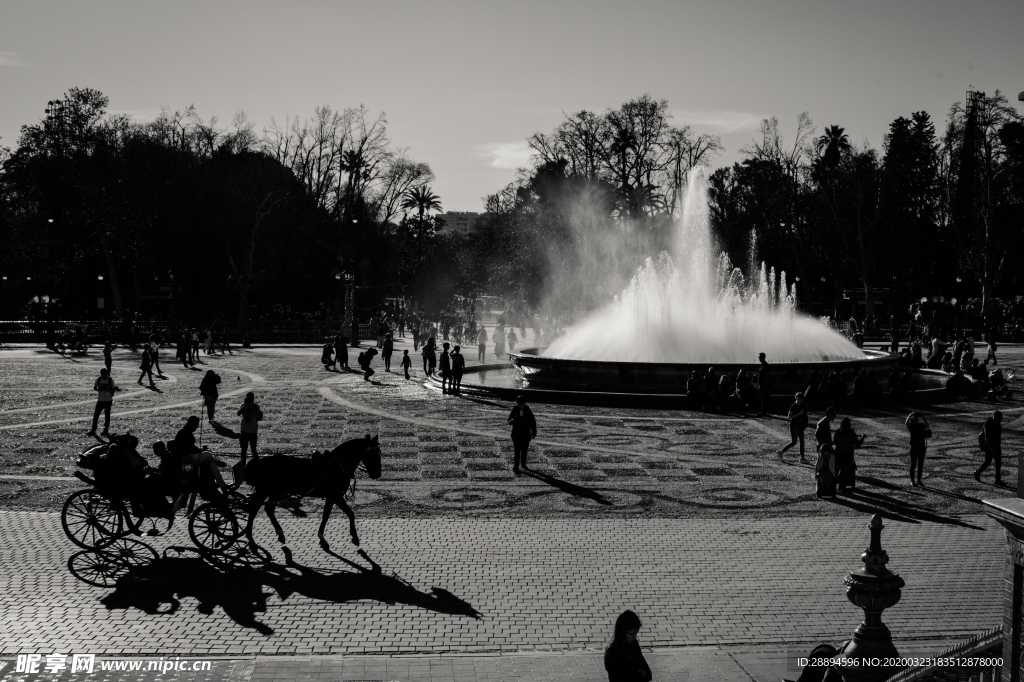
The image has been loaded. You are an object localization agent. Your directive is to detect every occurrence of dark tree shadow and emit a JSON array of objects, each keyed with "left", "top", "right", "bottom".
[{"left": 521, "top": 468, "right": 612, "bottom": 506}]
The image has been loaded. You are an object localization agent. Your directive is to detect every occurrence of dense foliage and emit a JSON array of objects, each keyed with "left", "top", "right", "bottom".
[{"left": 2, "top": 89, "right": 1021, "bottom": 326}]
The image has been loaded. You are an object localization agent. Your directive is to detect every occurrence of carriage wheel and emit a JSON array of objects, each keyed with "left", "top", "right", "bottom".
[
  {"left": 188, "top": 503, "right": 240, "bottom": 554},
  {"left": 62, "top": 490, "right": 123, "bottom": 549},
  {"left": 67, "top": 538, "right": 158, "bottom": 587}
]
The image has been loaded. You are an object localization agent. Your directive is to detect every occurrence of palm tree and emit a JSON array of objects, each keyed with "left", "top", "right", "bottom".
[
  {"left": 400, "top": 186, "right": 443, "bottom": 232},
  {"left": 817, "top": 125, "right": 851, "bottom": 168}
]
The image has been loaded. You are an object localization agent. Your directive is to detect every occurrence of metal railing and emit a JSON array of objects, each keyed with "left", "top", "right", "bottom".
[{"left": 887, "top": 626, "right": 1003, "bottom": 681}]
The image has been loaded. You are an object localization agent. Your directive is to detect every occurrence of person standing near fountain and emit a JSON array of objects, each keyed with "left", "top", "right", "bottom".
[
  {"left": 779, "top": 393, "right": 809, "bottom": 463},
  {"left": 451, "top": 345, "right": 466, "bottom": 394},
  {"left": 756, "top": 353, "right": 771, "bottom": 416},
  {"left": 439, "top": 342, "right": 452, "bottom": 393},
  {"left": 508, "top": 395, "right": 537, "bottom": 474},
  {"left": 477, "top": 326, "right": 488, "bottom": 362}
]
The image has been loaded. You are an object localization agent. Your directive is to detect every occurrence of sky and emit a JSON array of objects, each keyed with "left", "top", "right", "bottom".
[{"left": 2, "top": 0, "right": 1022, "bottom": 212}]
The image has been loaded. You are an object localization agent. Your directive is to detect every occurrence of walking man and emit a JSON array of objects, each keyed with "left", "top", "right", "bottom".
[
  {"left": 137, "top": 347, "right": 155, "bottom": 387},
  {"left": 779, "top": 392, "right": 809, "bottom": 463},
  {"left": 401, "top": 349, "right": 412, "bottom": 379},
  {"left": 88, "top": 368, "right": 119, "bottom": 437},
  {"left": 508, "top": 395, "right": 537, "bottom": 474},
  {"left": 905, "top": 411, "right": 930, "bottom": 487},
  {"left": 975, "top": 410, "right": 1004, "bottom": 485},
  {"left": 237, "top": 392, "right": 263, "bottom": 468},
  {"left": 756, "top": 352, "right": 771, "bottom": 416}
]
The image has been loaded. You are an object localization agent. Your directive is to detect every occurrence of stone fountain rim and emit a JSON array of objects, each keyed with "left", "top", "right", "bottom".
[{"left": 509, "top": 347, "right": 896, "bottom": 370}]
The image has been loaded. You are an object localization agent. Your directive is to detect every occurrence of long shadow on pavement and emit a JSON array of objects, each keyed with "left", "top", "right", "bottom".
[
  {"left": 828, "top": 487, "right": 984, "bottom": 529},
  {"left": 94, "top": 542, "right": 480, "bottom": 635},
  {"left": 521, "top": 468, "right": 612, "bottom": 506}
]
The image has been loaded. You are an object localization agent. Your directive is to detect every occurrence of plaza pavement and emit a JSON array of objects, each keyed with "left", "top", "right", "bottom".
[{"left": 0, "top": 339, "right": 1021, "bottom": 681}]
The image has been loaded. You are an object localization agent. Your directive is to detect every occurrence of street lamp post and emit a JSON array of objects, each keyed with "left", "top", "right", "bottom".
[
  {"left": 45, "top": 218, "right": 55, "bottom": 349},
  {"left": 343, "top": 272, "right": 356, "bottom": 345}
]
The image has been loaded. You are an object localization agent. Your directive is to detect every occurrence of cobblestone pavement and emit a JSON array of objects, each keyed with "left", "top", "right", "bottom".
[
  {"left": 0, "top": 343, "right": 1019, "bottom": 680},
  {"left": 0, "top": 510, "right": 1005, "bottom": 657},
  {"left": 0, "top": 342, "right": 1021, "bottom": 520}
]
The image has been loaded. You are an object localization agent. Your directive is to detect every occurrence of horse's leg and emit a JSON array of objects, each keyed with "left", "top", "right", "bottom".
[
  {"left": 243, "top": 491, "right": 268, "bottom": 545},
  {"left": 318, "top": 498, "right": 333, "bottom": 550},
  {"left": 265, "top": 499, "right": 286, "bottom": 544},
  {"left": 334, "top": 495, "right": 360, "bottom": 547}
]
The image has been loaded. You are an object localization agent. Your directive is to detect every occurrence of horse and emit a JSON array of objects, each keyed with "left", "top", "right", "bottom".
[{"left": 242, "top": 435, "right": 382, "bottom": 549}]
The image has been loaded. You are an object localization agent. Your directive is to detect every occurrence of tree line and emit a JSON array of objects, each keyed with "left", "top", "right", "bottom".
[
  {"left": 2, "top": 89, "right": 1022, "bottom": 328},
  {"left": 0, "top": 88, "right": 446, "bottom": 324}
]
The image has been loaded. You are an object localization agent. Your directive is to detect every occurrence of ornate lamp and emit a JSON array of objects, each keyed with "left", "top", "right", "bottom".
[{"left": 836, "top": 515, "right": 906, "bottom": 682}]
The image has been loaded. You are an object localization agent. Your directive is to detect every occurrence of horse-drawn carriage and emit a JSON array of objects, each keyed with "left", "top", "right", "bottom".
[
  {"left": 61, "top": 432, "right": 384, "bottom": 586},
  {"left": 61, "top": 435, "right": 247, "bottom": 561}
]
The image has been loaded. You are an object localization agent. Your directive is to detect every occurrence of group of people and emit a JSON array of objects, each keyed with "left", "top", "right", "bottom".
[
  {"left": 779, "top": 400, "right": 866, "bottom": 496},
  {"left": 779, "top": 396, "right": 1008, "bottom": 494}
]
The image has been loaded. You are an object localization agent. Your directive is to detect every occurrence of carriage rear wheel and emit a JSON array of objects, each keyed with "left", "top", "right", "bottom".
[
  {"left": 62, "top": 490, "right": 123, "bottom": 549},
  {"left": 188, "top": 502, "right": 240, "bottom": 553},
  {"left": 67, "top": 538, "right": 159, "bottom": 587}
]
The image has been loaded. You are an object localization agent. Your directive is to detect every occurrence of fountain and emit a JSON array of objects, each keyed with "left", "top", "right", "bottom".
[{"left": 505, "top": 168, "right": 899, "bottom": 397}]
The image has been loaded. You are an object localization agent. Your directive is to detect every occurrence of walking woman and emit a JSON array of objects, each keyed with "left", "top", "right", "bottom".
[
  {"left": 905, "top": 411, "right": 930, "bottom": 487},
  {"left": 199, "top": 369, "right": 221, "bottom": 422},
  {"left": 833, "top": 417, "right": 866, "bottom": 493},
  {"left": 604, "top": 610, "right": 652, "bottom": 682}
]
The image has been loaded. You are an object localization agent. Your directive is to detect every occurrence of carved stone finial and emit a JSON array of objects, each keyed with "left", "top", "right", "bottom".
[{"left": 836, "top": 515, "right": 906, "bottom": 682}]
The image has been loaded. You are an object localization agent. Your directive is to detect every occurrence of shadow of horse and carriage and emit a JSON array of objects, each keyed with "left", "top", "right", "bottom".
[{"left": 62, "top": 433, "right": 481, "bottom": 632}]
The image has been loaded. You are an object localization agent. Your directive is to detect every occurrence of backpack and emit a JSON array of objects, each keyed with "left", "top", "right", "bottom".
[{"left": 357, "top": 352, "right": 366, "bottom": 367}]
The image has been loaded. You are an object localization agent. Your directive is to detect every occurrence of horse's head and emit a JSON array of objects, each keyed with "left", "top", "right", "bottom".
[{"left": 362, "top": 434, "right": 382, "bottom": 479}]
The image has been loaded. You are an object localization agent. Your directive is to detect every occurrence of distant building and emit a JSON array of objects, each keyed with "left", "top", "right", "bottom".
[{"left": 436, "top": 211, "right": 482, "bottom": 235}]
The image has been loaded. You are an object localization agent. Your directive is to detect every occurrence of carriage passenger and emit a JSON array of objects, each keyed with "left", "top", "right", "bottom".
[{"left": 174, "top": 416, "right": 229, "bottom": 495}]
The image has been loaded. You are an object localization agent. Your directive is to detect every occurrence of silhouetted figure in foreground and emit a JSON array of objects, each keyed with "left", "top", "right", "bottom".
[{"left": 604, "top": 610, "right": 652, "bottom": 682}]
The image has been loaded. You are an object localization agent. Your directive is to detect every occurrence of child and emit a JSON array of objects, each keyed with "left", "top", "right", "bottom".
[{"left": 401, "top": 349, "right": 412, "bottom": 379}]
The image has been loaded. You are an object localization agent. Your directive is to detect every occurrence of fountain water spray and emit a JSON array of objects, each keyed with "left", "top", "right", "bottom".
[{"left": 545, "top": 168, "right": 862, "bottom": 364}]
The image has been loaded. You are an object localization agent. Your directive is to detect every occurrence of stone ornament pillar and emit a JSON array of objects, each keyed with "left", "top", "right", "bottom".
[
  {"left": 836, "top": 514, "right": 906, "bottom": 682},
  {"left": 983, "top": 497, "right": 1024, "bottom": 682}
]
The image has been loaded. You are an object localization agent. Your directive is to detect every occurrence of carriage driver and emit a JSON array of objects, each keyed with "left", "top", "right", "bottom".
[{"left": 174, "top": 415, "right": 229, "bottom": 495}]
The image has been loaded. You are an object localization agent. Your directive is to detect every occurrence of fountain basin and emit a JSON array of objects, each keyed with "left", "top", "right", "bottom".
[{"left": 508, "top": 347, "right": 899, "bottom": 395}]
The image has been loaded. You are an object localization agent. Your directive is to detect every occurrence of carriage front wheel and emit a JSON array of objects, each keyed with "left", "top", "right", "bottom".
[
  {"left": 188, "top": 502, "right": 240, "bottom": 553},
  {"left": 62, "top": 489, "right": 123, "bottom": 549}
]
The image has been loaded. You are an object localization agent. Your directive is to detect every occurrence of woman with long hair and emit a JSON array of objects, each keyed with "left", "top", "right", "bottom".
[
  {"left": 833, "top": 417, "right": 866, "bottom": 493},
  {"left": 604, "top": 610, "right": 652, "bottom": 681}
]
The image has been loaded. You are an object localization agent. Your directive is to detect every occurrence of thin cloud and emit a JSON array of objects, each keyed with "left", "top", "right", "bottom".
[
  {"left": 0, "top": 51, "right": 26, "bottom": 67},
  {"left": 673, "top": 110, "right": 765, "bottom": 133},
  {"left": 478, "top": 140, "right": 534, "bottom": 170}
]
